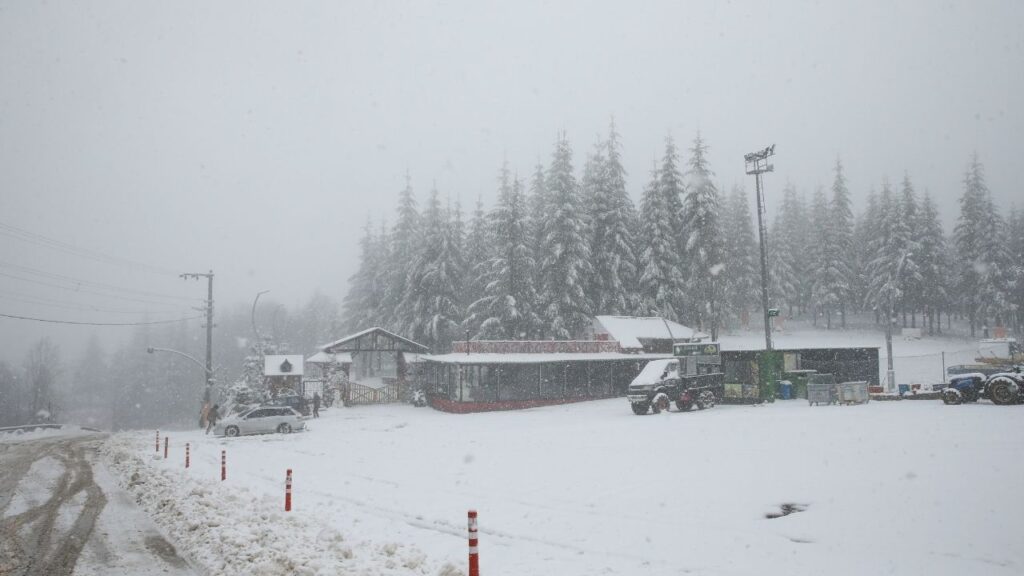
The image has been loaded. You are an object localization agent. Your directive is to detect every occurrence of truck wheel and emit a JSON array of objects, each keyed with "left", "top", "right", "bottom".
[
  {"left": 941, "top": 388, "right": 962, "bottom": 405},
  {"left": 696, "top": 390, "right": 716, "bottom": 410},
  {"left": 631, "top": 403, "right": 650, "bottom": 415},
  {"left": 988, "top": 378, "right": 1019, "bottom": 405},
  {"left": 675, "top": 400, "right": 693, "bottom": 412},
  {"left": 651, "top": 393, "right": 670, "bottom": 414}
]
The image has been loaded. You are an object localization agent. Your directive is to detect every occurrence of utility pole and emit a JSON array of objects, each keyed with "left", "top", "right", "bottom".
[
  {"left": 181, "top": 270, "right": 215, "bottom": 402},
  {"left": 745, "top": 145, "right": 776, "bottom": 351}
]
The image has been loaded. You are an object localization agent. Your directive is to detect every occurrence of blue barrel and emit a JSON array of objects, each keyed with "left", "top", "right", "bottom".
[
  {"left": 898, "top": 384, "right": 910, "bottom": 395},
  {"left": 779, "top": 381, "right": 793, "bottom": 400}
]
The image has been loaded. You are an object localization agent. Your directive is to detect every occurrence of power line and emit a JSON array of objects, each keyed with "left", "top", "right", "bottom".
[
  {"left": 0, "top": 260, "right": 200, "bottom": 302},
  {"left": 0, "top": 220, "right": 181, "bottom": 276},
  {"left": 0, "top": 288, "right": 183, "bottom": 315},
  {"left": 0, "top": 271, "right": 199, "bottom": 307},
  {"left": 0, "top": 312, "right": 204, "bottom": 326}
]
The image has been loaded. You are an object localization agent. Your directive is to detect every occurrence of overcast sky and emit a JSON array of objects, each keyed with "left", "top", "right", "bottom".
[{"left": 1, "top": 0, "right": 1021, "bottom": 363}]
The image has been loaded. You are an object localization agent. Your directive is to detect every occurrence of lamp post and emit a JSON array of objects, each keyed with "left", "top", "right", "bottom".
[
  {"left": 147, "top": 346, "right": 216, "bottom": 401},
  {"left": 252, "top": 289, "right": 271, "bottom": 358},
  {"left": 744, "top": 144, "right": 776, "bottom": 351}
]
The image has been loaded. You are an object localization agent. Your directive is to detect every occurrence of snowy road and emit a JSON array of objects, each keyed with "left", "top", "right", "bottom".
[{"left": 0, "top": 431, "right": 195, "bottom": 576}]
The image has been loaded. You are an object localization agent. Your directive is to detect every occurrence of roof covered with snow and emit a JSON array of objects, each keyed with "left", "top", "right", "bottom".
[
  {"left": 264, "top": 355, "right": 305, "bottom": 376},
  {"left": 306, "top": 351, "right": 353, "bottom": 364},
  {"left": 319, "top": 327, "right": 429, "bottom": 353},
  {"left": 420, "top": 352, "right": 672, "bottom": 365},
  {"left": 593, "top": 316, "right": 707, "bottom": 349}
]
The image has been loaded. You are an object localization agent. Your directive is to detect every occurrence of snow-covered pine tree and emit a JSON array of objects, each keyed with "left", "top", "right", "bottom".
[
  {"left": 658, "top": 136, "right": 688, "bottom": 318},
  {"left": 682, "top": 133, "right": 725, "bottom": 339},
  {"left": 402, "top": 186, "right": 464, "bottom": 351},
  {"left": 343, "top": 218, "right": 381, "bottom": 331},
  {"left": 461, "top": 194, "right": 492, "bottom": 337},
  {"left": 828, "top": 158, "right": 856, "bottom": 328},
  {"left": 899, "top": 174, "right": 922, "bottom": 326},
  {"left": 579, "top": 138, "right": 606, "bottom": 311},
  {"left": 807, "top": 187, "right": 833, "bottom": 327},
  {"left": 382, "top": 176, "right": 421, "bottom": 333},
  {"left": 590, "top": 118, "right": 639, "bottom": 316},
  {"left": 527, "top": 162, "right": 548, "bottom": 307},
  {"left": 854, "top": 189, "right": 881, "bottom": 320},
  {"left": 1008, "top": 207, "right": 1024, "bottom": 336},
  {"left": 537, "top": 134, "right": 594, "bottom": 339},
  {"left": 469, "top": 171, "right": 540, "bottom": 339},
  {"left": 769, "top": 184, "right": 803, "bottom": 317},
  {"left": 916, "top": 192, "right": 950, "bottom": 334},
  {"left": 865, "top": 179, "right": 919, "bottom": 327},
  {"left": 637, "top": 162, "right": 686, "bottom": 321},
  {"left": 720, "top": 185, "right": 760, "bottom": 329}
]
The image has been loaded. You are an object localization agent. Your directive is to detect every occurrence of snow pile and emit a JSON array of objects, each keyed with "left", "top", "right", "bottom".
[{"left": 101, "top": 434, "right": 459, "bottom": 576}]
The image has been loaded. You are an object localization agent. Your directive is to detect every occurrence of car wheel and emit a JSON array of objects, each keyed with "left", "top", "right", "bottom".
[
  {"left": 225, "top": 425, "right": 240, "bottom": 437},
  {"left": 277, "top": 423, "right": 293, "bottom": 434},
  {"left": 988, "top": 378, "right": 1019, "bottom": 405}
]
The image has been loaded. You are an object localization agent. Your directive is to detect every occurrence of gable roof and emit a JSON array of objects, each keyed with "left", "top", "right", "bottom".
[
  {"left": 319, "top": 327, "right": 429, "bottom": 353},
  {"left": 593, "top": 316, "right": 707, "bottom": 349}
]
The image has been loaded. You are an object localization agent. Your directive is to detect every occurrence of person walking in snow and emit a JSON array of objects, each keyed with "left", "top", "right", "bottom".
[
  {"left": 205, "top": 404, "right": 220, "bottom": 434},
  {"left": 312, "top": 392, "right": 321, "bottom": 418}
]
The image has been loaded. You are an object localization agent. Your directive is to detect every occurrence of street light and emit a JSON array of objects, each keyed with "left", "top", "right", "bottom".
[
  {"left": 147, "top": 346, "right": 216, "bottom": 399},
  {"left": 251, "top": 289, "right": 271, "bottom": 355},
  {"left": 884, "top": 251, "right": 912, "bottom": 393}
]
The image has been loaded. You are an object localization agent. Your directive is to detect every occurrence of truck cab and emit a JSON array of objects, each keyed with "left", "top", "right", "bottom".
[{"left": 627, "top": 343, "right": 725, "bottom": 415}]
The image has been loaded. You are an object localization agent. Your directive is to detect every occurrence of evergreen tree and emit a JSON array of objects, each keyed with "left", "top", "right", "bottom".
[
  {"left": 341, "top": 219, "right": 378, "bottom": 331},
  {"left": 637, "top": 163, "right": 686, "bottom": 321},
  {"left": 807, "top": 187, "right": 833, "bottom": 326},
  {"left": 917, "top": 192, "right": 950, "bottom": 334},
  {"left": 402, "top": 186, "right": 465, "bottom": 351},
  {"left": 658, "top": 136, "right": 687, "bottom": 279},
  {"left": 383, "top": 176, "right": 420, "bottom": 332},
  {"left": 828, "top": 158, "right": 856, "bottom": 327},
  {"left": 469, "top": 171, "right": 540, "bottom": 339},
  {"left": 769, "top": 184, "right": 803, "bottom": 316},
  {"left": 681, "top": 133, "right": 724, "bottom": 338},
  {"left": 854, "top": 189, "right": 881, "bottom": 318},
  {"left": 537, "top": 134, "right": 594, "bottom": 338},
  {"left": 865, "top": 179, "right": 919, "bottom": 326},
  {"left": 461, "top": 194, "right": 492, "bottom": 337},
  {"left": 1008, "top": 207, "right": 1024, "bottom": 336},
  {"left": 590, "top": 119, "right": 639, "bottom": 315},
  {"left": 899, "top": 174, "right": 923, "bottom": 325},
  {"left": 720, "top": 185, "right": 760, "bottom": 329}
]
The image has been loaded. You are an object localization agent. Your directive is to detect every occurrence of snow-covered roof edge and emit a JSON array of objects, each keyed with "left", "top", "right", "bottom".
[
  {"left": 318, "top": 327, "right": 429, "bottom": 353},
  {"left": 593, "top": 316, "right": 708, "bottom": 348}
]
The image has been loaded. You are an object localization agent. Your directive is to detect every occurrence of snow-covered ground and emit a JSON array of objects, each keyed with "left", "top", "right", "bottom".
[{"left": 104, "top": 396, "right": 1023, "bottom": 576}]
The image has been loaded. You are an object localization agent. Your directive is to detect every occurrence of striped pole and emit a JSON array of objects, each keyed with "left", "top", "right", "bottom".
[
  {"left": 163, "top": 437, "right": 168, "bottom": 459},
  {"left": 156, "top": 430, "right": 160, "bottom": 452},
  {"left": 468, "top": 509, "right": 479, "bottom": 576},
  {"left": 285, "top": 469, "right": 293, "bottom": 511},
  {"left": 185, "top": 443, "right": 190, "bottom": 469},
  {"left": 221, "top": 450, "right": 226, "bottom": 481}
]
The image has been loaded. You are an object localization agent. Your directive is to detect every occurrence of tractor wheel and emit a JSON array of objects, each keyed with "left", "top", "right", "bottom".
[
  {"left": 942, "top": 388, "right": 963, "bottom": 405},
  {"left": 631, "top": 403, "right": 650, "bottom": 416},
  {"left": 696, "top": 390, "right": 716, "bottom": 410},
  {"left": 988, "top": 378, "right": 1020, "bottom": 405},
  {"left": 675, "top": 399, "right": 693, "bottom": 412},
  {"left": 652, "top": 393, "right": 670, "bottom": 414}
]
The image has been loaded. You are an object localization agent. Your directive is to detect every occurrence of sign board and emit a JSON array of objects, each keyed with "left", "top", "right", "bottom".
[
  {"left": 767, "top": 308, "right": 780, "bottom": 318},
  {"left": 674, "top": 342, "right": 720, "bottom": 357},
  {"left": 264, "top": 355, "right": 305, "bottom": 376}
]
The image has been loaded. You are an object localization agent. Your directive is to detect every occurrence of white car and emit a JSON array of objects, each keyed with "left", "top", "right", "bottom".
[{"left": 215, "top": 406, "right": 307, "bottom": 437}]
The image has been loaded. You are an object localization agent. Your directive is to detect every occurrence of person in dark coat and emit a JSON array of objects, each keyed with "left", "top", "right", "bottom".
[
  {"left": 205, "top": 404, "right": 220, "bottom": 434},
  {"left": 312, "top": 392, "right": 321, "bottom": 418}
]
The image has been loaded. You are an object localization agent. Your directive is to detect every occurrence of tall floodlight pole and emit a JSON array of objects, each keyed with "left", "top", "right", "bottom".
[{"left": 745, "top": 145, "right": 776, "bottom": 351}]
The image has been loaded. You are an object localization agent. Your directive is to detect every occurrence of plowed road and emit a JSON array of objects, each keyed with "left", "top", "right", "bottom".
[{"left": 0, "top": 432, "right": 194, "bottom": 576}]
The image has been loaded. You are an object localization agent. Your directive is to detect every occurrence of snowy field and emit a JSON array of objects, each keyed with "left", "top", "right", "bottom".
[{"left": 104, "top": 397, "right": 1023, "bottom": 576}]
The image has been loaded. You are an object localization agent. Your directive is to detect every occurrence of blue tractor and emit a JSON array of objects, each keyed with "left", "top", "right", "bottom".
[{"left": 942, "top": 366, "right": 1024, "bottom": 405}]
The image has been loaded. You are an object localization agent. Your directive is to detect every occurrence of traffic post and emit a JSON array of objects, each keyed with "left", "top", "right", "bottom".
[
  {"left": 285, "top": 469, "right": 292, "bottom": 511},
  {"left": 221, "top": 450, "right": 226, "bottom": 481},
  {"left": 185, "top": 443, "right": 190, "bottom": 469},
  {"left": 468, "top": 509, "right": 479, "bottom": 576},
  {"left": 163, "top": 437, "right": 168, "bottom": 459},
  {"left": 156, "top": 430, "right": 160, "bottom": 453}
]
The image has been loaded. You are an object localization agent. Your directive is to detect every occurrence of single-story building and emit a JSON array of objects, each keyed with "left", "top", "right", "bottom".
[
  {"left": 420, "top": 339, "right": 671, "bottom": 413},
  {"left": 312, "top": 327, "right": 429, "bottom": 405},
  {"left": 591, "top": 316, "right": 708, "bottom": 353}
]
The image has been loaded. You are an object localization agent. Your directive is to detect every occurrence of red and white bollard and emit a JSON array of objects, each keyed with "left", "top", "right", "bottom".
[
  {"left": 164, "top": 437, "right": 168, "bottom": 459},
  {"left": 221, "top": 450, "right": 226, "bottom": 481},
  {"left": 156, "top": 430, "right": 160, "bottom": 453},
  {"left": 468, "top": 509, "right": 479, "bottom": 576},
  {"left": 185, "top": 442, "right": 190, "bottom": 469},
  {"left": 285, "top": 469, "right": 293, "bottom": 512}
]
